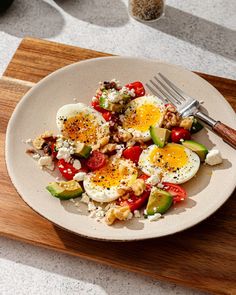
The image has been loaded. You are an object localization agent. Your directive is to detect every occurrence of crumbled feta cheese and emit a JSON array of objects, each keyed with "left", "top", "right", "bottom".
[
  {"left": 26, "top": 138, "right": 32, "bottom": 144},
  {"left": 205, "top": 149, "right": 223, "bottom": 166},
  {"left": 38, "top": 156, "right": 52, "bottom": 167},
  {"left": 73, "top": 159, "right": 81, "bottom": 170},
  {"left": 120, "top": 86, "right": 135, "bottom": 97},
  {"left": 115, "top": 144, "right": 125, "bottom": 158},
  {"left": 134, "top": 210, "right": 140, "bottom": 218},
  {"left": 73, "top": 172, "right": 86, "bottom": 182},
  {"left": 89, "top": 211, "right": 96, "bottom": 218},
  {"left": 146, "top": 175, "right": 159, "bottom": 186},
  {"left": 107, "top": 90, "right": 122, "bottom": 103},
  {"left": 80, "top": 193, "right": 90, "bottom": 204},
  {"left": 95, "top": 208, "right": 105, "bottom": 218},
  {"left": 148, "top": 213, "right": 162, "bottom": 222},
  {"left": 88, "top": 202, "right": 96, "bottom": 211},
  {"left": 157, "top": 182, "right": 164, "bottom": 189},
  {"left": 127, "top": 212, "right": 133, "bottom": 220},
  {"left": 32, "top": 154, "right": 40, "bottom": 160},
  {"left": 56, "top": 147, "right": 71, "bottom": 162}
]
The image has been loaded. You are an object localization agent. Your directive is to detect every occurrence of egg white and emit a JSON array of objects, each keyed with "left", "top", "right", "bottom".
[
  {"left": 122, "top": 95, "right": 165, "bottom": 141},
  {"left": 83, "top": 158, "right": 138, "bottom": 203},
  {"left": 138, "top": 144, "right": 200, "bottom": 184},
  {"left": 56, "top": 103, "right": 110, "bottom": 148}
]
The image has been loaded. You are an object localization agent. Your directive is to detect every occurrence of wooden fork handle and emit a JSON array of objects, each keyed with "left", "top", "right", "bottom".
[{"left": 213, "top": 121, "right": 236, "bottom": 149}]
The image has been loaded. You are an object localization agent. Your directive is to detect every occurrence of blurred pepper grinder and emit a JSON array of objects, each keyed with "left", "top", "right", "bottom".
[
  {"left": 129, "top": 0, "right": 165, "bottom": 22},
  {"left": 0, "top": 0, "right": 15, "bottom": 13}
]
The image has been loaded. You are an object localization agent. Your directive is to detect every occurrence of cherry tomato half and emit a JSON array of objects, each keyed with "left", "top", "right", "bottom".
[
  {"left": 57, "top": 159, "right": 79, "bottom": 180},
  {"left": 125, "top": 81, "right": 145, "bottom": 98},
  {"left": 162, "top": 182, "right": 187, "bottom": 203},
  {"left": 122, "top": 146, "right": 143, "bottom": 164},
  {"left": 118, "top": 189, "right": 150, "bottom": 212},
  {"left": 171, "top": 127, "right": 191, "bottom": 143},
  {"left": 86, "top": 151, "right": 107, "bottom": 171}
]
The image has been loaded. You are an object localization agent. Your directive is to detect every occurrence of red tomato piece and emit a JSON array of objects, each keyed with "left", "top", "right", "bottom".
[
  {"left": 118, "top": 189, "right": 150, "bottom": 212},
  {"left": 102, "top": 111, "right": 112, "bottom": 121},
  {"left": 91, "top": 100, "right": 106, "bottom": 113},
  {"left": 162, "top": 182, "right": 187, "bottom": 203},
  {"left": 171, "top": 127, "right": 191, "bottom": 143},
  {"left": 125, "top": 81, "right": 145, "bottom": 98},
  {"left": 86, "top": 151, "right": 107, "bottom": 171},
  {"left": 139, "top": 174, "right": 150, "bottom": 181},
  {"left": 122, "top": 146, "right": 143, "bottom": 164},
  {"left": 57, "top": 159, "right": 78, "bottom": 180},
  {"left": 51, "top": 142, "right": 58, "bottom": 159}
]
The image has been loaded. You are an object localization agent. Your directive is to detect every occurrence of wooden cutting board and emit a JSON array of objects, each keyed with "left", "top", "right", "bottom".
[{"left": 1, "top": 37, "right": 236, "bottom": 295}]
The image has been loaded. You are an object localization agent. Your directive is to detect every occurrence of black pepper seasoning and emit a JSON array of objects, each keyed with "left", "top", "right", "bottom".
[{"left": 129, "top": 0, "right": 165, "bottom": 22}]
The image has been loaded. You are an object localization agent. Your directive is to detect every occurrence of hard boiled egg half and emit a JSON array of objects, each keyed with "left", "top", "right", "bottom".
[
  {"left": 83, "top": 157, "right": 138, "bottom": 202},
  {"left": 122, "top": 95, "right": 165, "bottom": 141},
  {"left": 139, "top": 143, "right": 200, "bottom": 184},
  {"left": 56, "top": 103, "right": 110, "bottom": 148}
]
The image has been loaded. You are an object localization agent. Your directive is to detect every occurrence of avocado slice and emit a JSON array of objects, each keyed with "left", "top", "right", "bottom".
[
  {"left": 146, "top": 188, "right": 173, "bottom": 215},
  {"left": 150, "top": 126, "right": 171, "bottom": 147},
  {"left": 182, "top": 140, "right": 208, "bottom": 161},
  {"left": 99, "top": 96, "right": 123, "bottom": 112},
  {"left": 46, "top": 180, "right": 83, "bottom": 200},
  {"left": 74, "top": 142, "right": 91, "bottom": 159},
  {"left": 191, "top": 118, "right": 203, "bottom": 134}
]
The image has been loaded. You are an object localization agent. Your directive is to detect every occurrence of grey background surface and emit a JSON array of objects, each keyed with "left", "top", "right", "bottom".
[{"left": 0, "top": 0, "right": 235, "bottom": 294}]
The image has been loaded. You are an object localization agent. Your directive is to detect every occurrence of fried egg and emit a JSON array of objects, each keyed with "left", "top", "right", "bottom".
[
  {"left": 122, "top": 95, "right": 165, "bottom": 141},
  {"left": 83, "top": 158, "right": 138, "bottom": 202},
  {"left": 139, "top": 143, "right": 200, "bottom": 184},
  {"left": 56, "top": 103, "right": 110, "bottom": 148}
]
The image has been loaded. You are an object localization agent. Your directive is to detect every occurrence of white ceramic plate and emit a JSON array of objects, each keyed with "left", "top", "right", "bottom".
[{"left": 5, "top": 57, "right": 236, "bottom": 241}]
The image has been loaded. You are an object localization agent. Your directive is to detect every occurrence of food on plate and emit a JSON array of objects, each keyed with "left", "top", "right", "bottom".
[{"left": 25, "top": 79, "right": 222, "bottom": 225}]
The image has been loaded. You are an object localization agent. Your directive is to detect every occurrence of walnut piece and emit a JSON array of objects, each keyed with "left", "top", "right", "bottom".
[
  {"left": 179, "top": 117, "right": 193, "bottom": 130},
  {"left": 100, "top": 143, "right": 117, "bottom": 153},
  {"left": 131, "top": 179, "right": 146, "bottom": 196},
  {"left": 105, "top": 206, "right": 131, "bottom": 225}
]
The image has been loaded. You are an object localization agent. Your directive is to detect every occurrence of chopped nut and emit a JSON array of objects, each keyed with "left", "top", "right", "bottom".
[
  {"left": 105, "top": 208, "right": 117, "bottom": 225},
  {"left": 100, "top": 143, "right": 117, "bottom": 153},
  {"left": 99, "top": 136, "right": 110, "bottom": 147},
  {"left": 33, "top": 131, "right": 54, "bottom": 150},
  {"left": 114, "top": 206, "right": 131, "bottom": 220},
  {"left": 131, "top": 179, "right": 146, "bottom": 196},
  {"left": 117, "top": 188, "right": 128, "bottom": 197},
  {"left": 105, "top": 206, "right": 131, "bottom": 225},
  {"left": 41, "top": 130, "right": 54, "bottom": 140},
  {"left": 117, "top": 128, "right": 132, "bottom": 142},
  {"left": 179, "top": 117, "right": 194, "bottom": 130},
  {"left": 33, "top": 136, "right": 45, "bottom": 150},
  {"left": 26, "top": 148, "right": 36, "bottom": 155}
]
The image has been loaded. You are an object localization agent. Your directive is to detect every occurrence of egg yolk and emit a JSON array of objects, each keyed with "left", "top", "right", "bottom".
[
  {"left": 150, "top": 144, "right": 188, "bottom": 172},
  {"left": 123, "top": 103, "right": 162, "bottom": 132},
  {"left": 62, "top": 113, "right": 99, "bottom": 144},
  {"left": 91, "top": 161, "right": 137, "bottom": 188}
]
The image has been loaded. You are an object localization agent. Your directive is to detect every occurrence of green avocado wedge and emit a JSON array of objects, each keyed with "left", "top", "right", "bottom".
[
  {"left": 182, "top": 140, "right": 208, "bottom": 162},
  {"left": 150, "top": 126, "right": 171, "bottom": 147},
  {"left": 74, "top": 142, "right": 92, "bottom": 159},
  {"left": 146, "top": 187, "right": 173, "bottom": 215},
  {"left": 46, "top": 180, "right": 83, "bottom": 200}
]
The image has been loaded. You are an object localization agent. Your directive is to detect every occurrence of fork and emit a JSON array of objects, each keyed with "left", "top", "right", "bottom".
[{"left": 146, "top": 73, "right": 236, "bottom": 149}]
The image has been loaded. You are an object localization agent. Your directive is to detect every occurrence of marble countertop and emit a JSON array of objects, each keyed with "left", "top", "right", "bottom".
[{"left": 0, "top": 0, "right": 235, "bottom": 294}]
